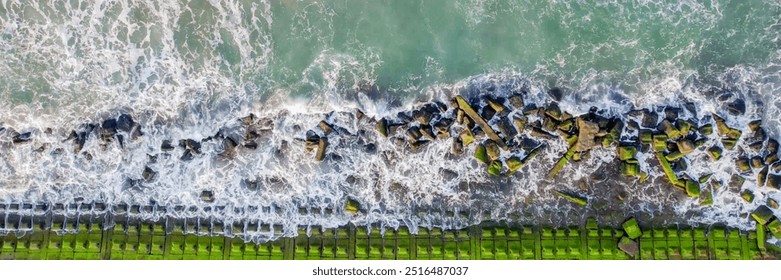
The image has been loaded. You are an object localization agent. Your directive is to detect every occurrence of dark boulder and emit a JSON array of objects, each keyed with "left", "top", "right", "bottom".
[
  {"left": 548, "top": 87, "right": 563, "bottom": 101},
  {"left": 726, "top": 99, "right": 746, "bottom": 116},
  {"left": 161, "top": 140, "right": 175, "bottom": 151},
  {"left": 12, "top": 132, "right": 32, "bottom": 144}
]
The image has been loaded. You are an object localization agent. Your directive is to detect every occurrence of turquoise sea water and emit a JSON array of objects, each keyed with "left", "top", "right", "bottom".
[{"left": 0, "top": 1, "right": 781, "bottom": 238}]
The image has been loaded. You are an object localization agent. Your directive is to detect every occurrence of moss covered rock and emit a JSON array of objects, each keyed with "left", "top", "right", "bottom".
[
  {"left": 736, "top": 158, "right": 751, "bottom": 172},
  {"left": 699, "top": 124, "right": 713, "bottom": 135},
  {"left": 751, "top": 205, "right": 774, "bottom": 225},
  {"left": 707, "top": 146, "right": 722, "bottom": 161},
  {"left": 768, "top": 219, "right": 781, "bottom": 239},
  {"left": 617, "top": 145, "right": 637, "bottom": 161},
  {"left": 474, "top": 144, "right": 489, "bottom": 163},
  {"left": 487, "top": 160, "right": 503, "bottom": 176},
  {"left": 622, "top": 217, "right": 643, "bottom": 239},
  {"left": 345, "top": 198, "right": 360, "bottom": 214},
  {"left": 741, "top": 190, "right": 755, "bottom": 203},
  {"left": 554, "top": 190, "right": 587, "bottom": 206},
  {"left": 683, "top": 180, "right": 700, "bottom": 198},
  {"left": 620, "top": 161, "right": 640, "bottom": 177}
]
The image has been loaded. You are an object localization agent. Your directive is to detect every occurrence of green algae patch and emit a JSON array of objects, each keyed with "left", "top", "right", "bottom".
[
  {"left": 459, "top": 129, "right": 474, "bottom": 146},
  {"left": 622, "top": 218, "right": 642, "bottom": 239},
  {"left": 474, "top": 144, "right": 489, "bottom": 163},
  {"left": 345, "top": 198, "right": 361, "bottom": 214},
  {"left": 699, "top": 174, "right": 712, "bottom": 184},
  {"left": 554, "top": 190, "right": 587, "bottom": 206},
  {"left": 751, "top": 205, "right": 774, "bottom": 225},
  {"left": 639, "top": 129, "right": 653, "bottom": 144}
]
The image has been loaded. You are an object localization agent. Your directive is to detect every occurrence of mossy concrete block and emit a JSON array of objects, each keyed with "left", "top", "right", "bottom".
[
  {"left": 698, "top": 124, "right": 713, "bottom": 136},
  {"left": 459, "top": 129, "right": 474, "bottom": 146},
  {"left": 618, "top": 236, "right": 639, "bottom": 258},
  {"left": 622, "top": 218, "right": 643, "bottom": 239},
  {"left": 677, "top": 139, "right": 695, "bottom": 154},
  {"left": 741, "top": 190, "right": 755, "bottom": 203},
  {"left": 757, "top": 223, "right": 766, "bottom": 250},
  {"left": 685, "top": 180, "right": 700, "bottom": 198},
  {"left": 485, "top": 141, "right": 500, "bottom": 161},
  {"left": 506, "top": 157, "right": 523, "bottom": 174},
  {"left": 722, "top": 138, "right": 738, "bottom": 150},
  {"left": 658, "top": 120, "right": 681, "bottom": 140},
  {"left": 617, "top": 145, "right": 637, "bottom": 161},
  {"left": 708, "top": 146, "right": 722, "bottom": 161},
  {"left": 758, "top": 166, "right": 769, "bottom": 187},
  {"left": 487, "top": 160, "right": 503, "bottom": 176},
  {"left": 656, "top": 152, "right": 680, "bottom": 186},
  {"left": 620, "top": 161, "right": 640, "bottom": 177},
  {"left": 736, "top": 158, "right": 751, "bottom": 172},
  {"left": 474, "top": 144, "right": 489, "bottom": 164},
  {"left": 768, "top": 174, "right": 781, "bottom": 189},
  {"left": 751, "top": 205, "right": 774, "bottom": 225},
  {"left": 548, "top": 145, "right": 576, "bottom": 179},
  {"left": 553, "top": 190, "right": 587, "bottom": 206},
  {"left": 640, "top": 129, "right": 653, "bottom": 144},
  {"left": 653, "top": 134, "right": 668, "bottom": 152},
  {"left": 676, "top": 120, "right": 692, "bottom": 136},
  {"left": 768, "top": 198, "right": 780, "bottom": 209},
  {"left": 665, "top": 151, "right": 685, "bottom": 161},
  {"left": 345, "top": 198, "right": 360, "bottom": 214},
  {"left": 768, "top": 219, "right": 781, "bottom": 239}
]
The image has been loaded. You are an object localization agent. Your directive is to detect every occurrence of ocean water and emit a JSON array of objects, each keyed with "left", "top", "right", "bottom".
[{"left": 0, "top": 0, "right": 780, "bottom": 240}]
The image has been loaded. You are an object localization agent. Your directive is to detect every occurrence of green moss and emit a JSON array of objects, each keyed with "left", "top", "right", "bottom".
[
  {"left": 751, "top": 206, "right": 774, "bottom": 225},
  {"left": 474, "top": 144, "right": 489, "bottom": 164},
  {"left": 622, "top": 218, "right": 643, "bottom": 239},
  {"left": 617, "top": 145, "right": 637, "bottom": 161},
  {"left": 698, "top": 174, "right": 712, "bottom": 184},
  {"left": 757, "top": 223, "right": 766, "bottom": 250},
  {"left": 553, "top": 190, "right": 587, "bottom": 206}
]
